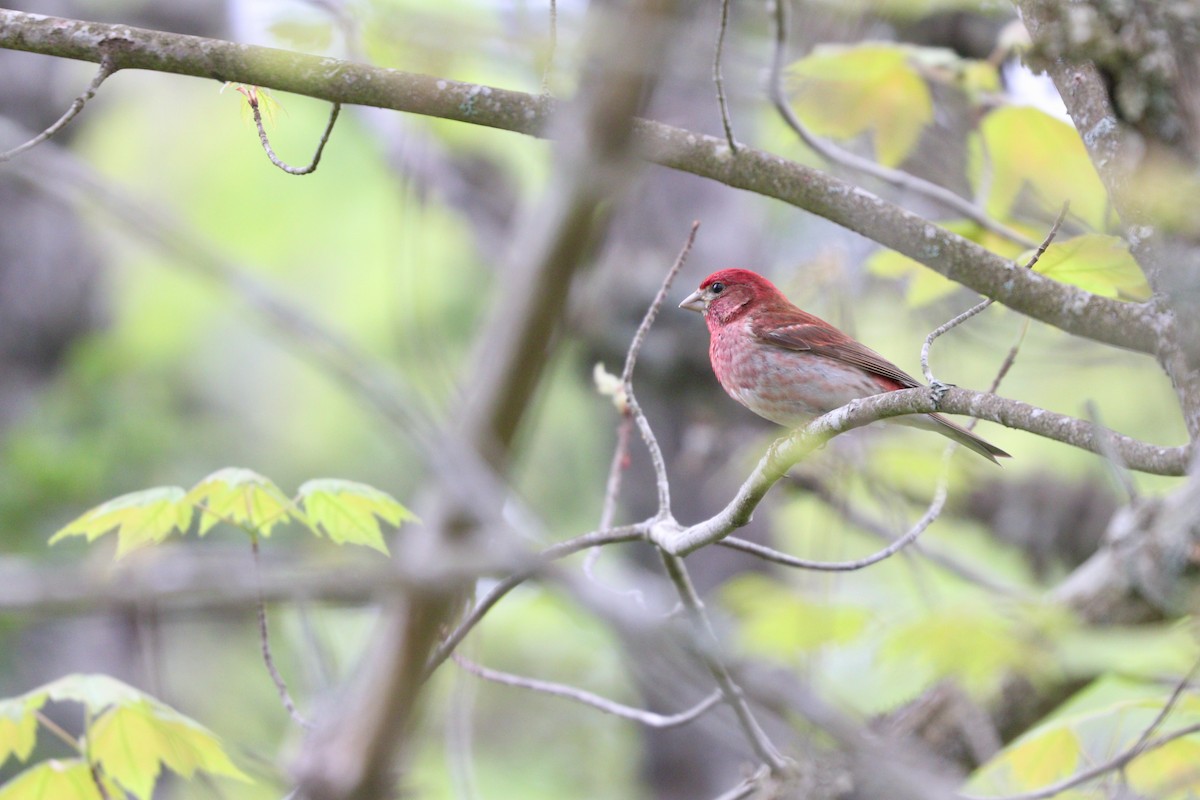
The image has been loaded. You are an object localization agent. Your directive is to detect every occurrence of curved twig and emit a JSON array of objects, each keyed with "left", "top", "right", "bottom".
[
  {"left": 424, "top": 525, "right": 646, "bottom": 677},
  {"left": 235, "top": 85, "right": 340, "bottom": 175},
  {"left": 454, "top": 654, "right": 723, "bottom": 728},
  {"left": 712, "top": 0, "right": 738, "bottom": 153},
  {"left": 0, "top": 56, "right": 114, "bottom": 162}
]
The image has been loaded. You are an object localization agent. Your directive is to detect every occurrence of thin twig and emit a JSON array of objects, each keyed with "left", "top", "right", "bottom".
[
  {"left": 960, "top": 720, "right": 1200, "bottom": 800},
  {"left": 1127, "top": 656, "right": 1200, "bottom": 759},
  {"left": 584, "top": 413, "right": 646, "bottom": 606},
  {"left": 786, "top": 475, "right": 1028, "bottom": 596},
  {"left": 0, "top": 57, "right": 114, "bottom": 163},
  {"left": 659, "top": 552, "right": 790, "bottom": 773},
  {"left": 921, "top": 202, "right": 1068, "bottom": 385},
  {"left": 425, "top": 525, "right": 646, "bottom": 677},
  {"left": 718, "top": 477, "right": 947, "bottom": 571},
  {"left": 454, "top": 654, "right": 723, "bottom": 728},
  {"left": 34, "top": 710, "right": 80, "bottom": 750},
  {"left": 712, "top": 0, "right": 738, "bottom": 153},
  {"left": 251, "top": 536, "right": 313, "bottom": 729},
  {"left": 766, "top": 0, "right": 1037, "bottom": 249},
  {"left": 238, "top": 86, "right": 341, "bottom": 175},
  {"left": 622, "top": 221, "right": 700, "bottom": 516},
  {"left": 89, "top": 762, "right": 113, "bottom": 800}
]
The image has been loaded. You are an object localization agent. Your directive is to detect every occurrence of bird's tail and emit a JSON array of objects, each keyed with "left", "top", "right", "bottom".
[{"left": 901, "top": 413, "right": 1011, "bottom": 464}]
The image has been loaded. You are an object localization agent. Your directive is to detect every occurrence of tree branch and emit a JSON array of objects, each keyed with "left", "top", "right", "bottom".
[
  {"left": 0, "top": 9, "right": 1166, "bottom": 354},
  {"left": 453, "top": 655, "right": 723, "bottom": 729},
  {"left": 654, "top": 386, "right": 1190, "bottom": 556}
]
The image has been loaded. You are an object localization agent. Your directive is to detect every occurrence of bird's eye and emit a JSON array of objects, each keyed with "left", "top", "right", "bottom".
[{"left": 710, "top": 282, "right": 725, "bottom": 295}]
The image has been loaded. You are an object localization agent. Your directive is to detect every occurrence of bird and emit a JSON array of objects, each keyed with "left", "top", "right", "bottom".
[{"left": 678, "top": 268, "right": 1010, "bottom": 464}]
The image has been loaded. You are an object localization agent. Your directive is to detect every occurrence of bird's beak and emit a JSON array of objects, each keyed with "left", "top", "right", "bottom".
[{"left": 679, "top": 288, "right": 706, "bottom": 313}]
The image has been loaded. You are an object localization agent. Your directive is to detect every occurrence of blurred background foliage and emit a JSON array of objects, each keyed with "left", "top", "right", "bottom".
[{"left": 0, "top": 0, "right": 1197, "bottom": 798}]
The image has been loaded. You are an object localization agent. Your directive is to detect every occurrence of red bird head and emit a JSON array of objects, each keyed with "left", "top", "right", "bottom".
[{"left": 679, "top": 269, "right": 782, "bottom": 326}]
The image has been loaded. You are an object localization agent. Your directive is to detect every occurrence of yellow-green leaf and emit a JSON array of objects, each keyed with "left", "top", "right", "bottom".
[
  {"left": 0, "top": 759, "right": 105, "bottom": 800},
  {"left": 969, "top": 106, "right": 1110, "bottom": 230},
  {"left": 1026, "top": 234, "right": 1151, "bottom": 301},
  {"left": 297, "top": 479, "right": 416, "bottom": 555},
  {"left": 184, "top": 468, "right": 297, "bottom": 537},
  {"left": 1006, "top": 726, "right": 1080, "bottom": 787},
  {"left": 881, "top": 603, "right": 1030, "bottom": 694},
  {"left": 0, "top": 698, "right": 39, "bottom": 768},
  {"left": 723, "top": 575, "right": 871, "bottom": 657},
  {"left": 789, "top": 44, "right": 933, "bottom": 167},
  {"left": 40, "top": 674, "right": 147, "bottom": 714},
  {"left": 1126, "top": 735, "right": 1200, "bottom": 795},
  {"left": 91, "top": 701, "right": 249, "bottom": 800},
  {"left": 49, "top": 487, "right": 191, "bottom": 559}
]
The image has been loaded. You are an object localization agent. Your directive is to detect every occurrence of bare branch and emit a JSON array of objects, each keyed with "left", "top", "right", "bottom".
[
  {"left": 787, "top": 474, "right": 1029, "bottom": 596},
  {"left": 766, "top": 0, "right": 1037, "bottom": 250},
  {"left": 716, "top": 475, "right": 943, "bottom": 572},
  {"left": 453, "top": 655, "right": 723, "bottom": 728},
  {"left": 251, "top": 537, "right": 314, "bottom": 729},
  {"left": 712, "top": 0, "right": 737, "bottom": 153},
  {"left": 0, "top": 55, "right": 113, "bottom": 162},
  {"left": 424, "top": 525, "right": 646, "bottom": 678},
  {"left": 234, "top": 85, "right": 340, "bottom": 175},
  {"left": 0, "top": 9, "right": 1166, "bottom": 353},
  {"left": 659, "top": 552, "right": 790, "bottom": 774},
  {"left": 622, "top": 222, "right": 700, "bottom": 516},
  {"left": 655, "top": 386, "right": 1190, "bottom": 556}
]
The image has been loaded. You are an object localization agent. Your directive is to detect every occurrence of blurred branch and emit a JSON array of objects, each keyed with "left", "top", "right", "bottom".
[
  {"left": 659, "top": 552, "right": 790, "bottom": 774},
  {"left": 453, "top": 655, "right": 723, "bottom": 728},
  {"left": 0, "top": 53, "right": 112, "bottom": 162},
  {"left": 0, "top": 549, "right": 407, "bottom": 615},
  {"left": 0, "top": 9, "right": 1167, "bottom": 355},
  {"left": 294, "top": 0, "right": 687, "bottom": 795}
]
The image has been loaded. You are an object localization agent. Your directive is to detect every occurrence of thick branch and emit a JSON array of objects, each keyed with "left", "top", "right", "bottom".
[{"left": 0, "top": 9, "right": 1166, "bottom": 354}]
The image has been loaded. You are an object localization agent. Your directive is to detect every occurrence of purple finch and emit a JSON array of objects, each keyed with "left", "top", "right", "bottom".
[{"left": 679, "top": 269, "right": 1009, "bottom": 463}]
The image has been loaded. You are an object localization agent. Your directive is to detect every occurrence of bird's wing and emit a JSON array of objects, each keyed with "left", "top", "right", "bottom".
[{"left": 751, "top": 311, "right": 922, "bottom": 390}]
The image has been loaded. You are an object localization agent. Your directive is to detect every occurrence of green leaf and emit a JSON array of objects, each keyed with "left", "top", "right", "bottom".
[
  {"left": 49, "top": 487, "right": 191, "bottom": 559},
  {"left": 1006, "top": 726, "right": 1080, "bottom": 788},
  {"left": 184, "top": 468, "right": 298, "bottom": 537},
  {"left": 722, "top": 575, "right": 871, "bottom": 657},
  {"left": 39, "top": 674, "right": 148, "bottom": 714},
  {"left": 789, "top": 44, "right": 933, "bottom": 167},
  {"left": 0, "top": 759, "right": 106, "bottom": 800},
  {"left": 880, "top": 602, "right": 1032, "bottom": 694},
  {"left": 91, "top": 701, "right": 250, "bottom": 800},
  {"left": 1026, "top": 234, "right": 1151, "bottom": 301},
  {"left": 297, "top": 479, "right": 416, "bottom": 555},
  {"left": 969, "top": 106, "right": 1111, "bottom": 230},
  {"left": 969, "top": 674, "right": 1200, "bottom": 796}
]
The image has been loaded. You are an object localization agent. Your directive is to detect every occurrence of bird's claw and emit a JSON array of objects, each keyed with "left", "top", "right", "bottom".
[{"left": 929, "top": 379, "right": 954, "bottom": 409}]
